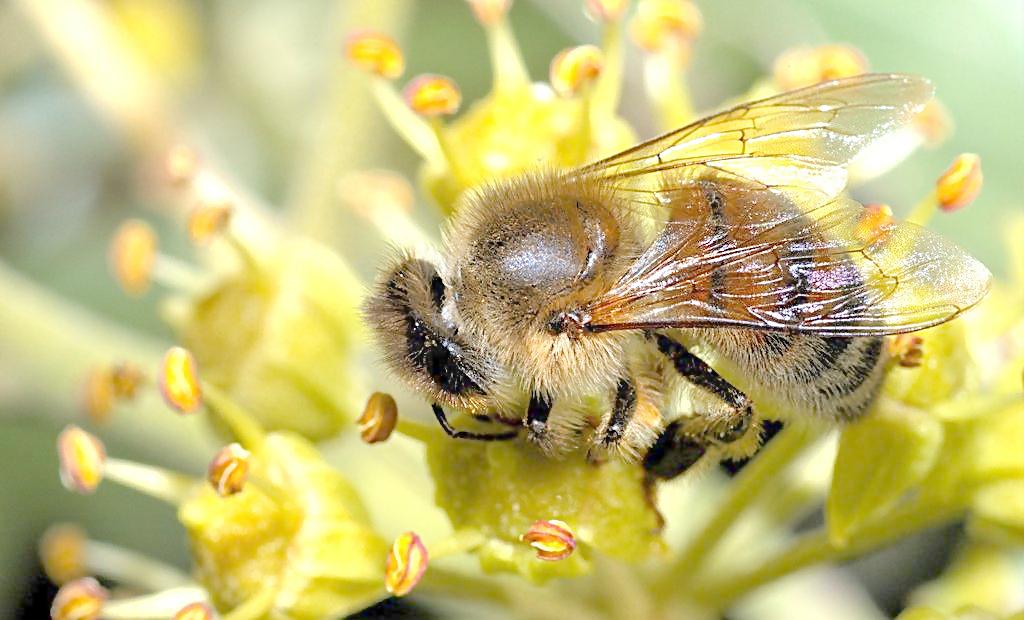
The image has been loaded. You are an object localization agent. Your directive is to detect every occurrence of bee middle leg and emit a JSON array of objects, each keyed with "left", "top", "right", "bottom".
[
  {"left": 431, "top": 404, "right": 519, "bottom": 441},
  {"left": 643, "top": 332, "right": 755, "bottom": 479}
]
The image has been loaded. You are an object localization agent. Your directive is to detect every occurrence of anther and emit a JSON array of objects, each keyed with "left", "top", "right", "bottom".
[{"left": 385, "top": 531, "right": 429, "bottom": 596}]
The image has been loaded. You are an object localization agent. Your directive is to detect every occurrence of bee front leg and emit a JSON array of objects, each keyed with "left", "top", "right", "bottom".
[
  {"left": 525, "top": 392, "right": 553, "bottom": 442},
  {"left": 643, "top": 332, "right": 756, "bottom": 479}
]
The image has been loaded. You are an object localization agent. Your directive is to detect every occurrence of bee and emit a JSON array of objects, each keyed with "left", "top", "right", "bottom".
[{"left": 365, "top": 74, "right": 991, "bottom": 479}]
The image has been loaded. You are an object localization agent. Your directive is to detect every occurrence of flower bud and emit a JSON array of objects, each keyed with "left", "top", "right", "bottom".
[
  {"left": 159, "top": 346, "right": 203, "bottom": 414},
  {"left": 521, "top": 519, "right": 577, "bottom": 561},
  {"left": 467, "top": 0, "right": 512, "bottom": 25},
  {"left": 109, "top": 219, "right": 157, "bottom": 296},
  {"left": 345, "top": 31, "right": 405, "bottom": 79},
  {"left": 936, "top": 153, "right": 982, "bottom": 212},
  {"left": 404, "top": 74, "right": 462, "bottom": 117},
  {"left": 57, "top": 425, "right": 106, "bottom": 494},
  {"left": 39, "top": 524, "right": 87, "bottom": 585},
  {"left": 384, "top": 531, "right": 428, "bottom": 596},
  {"left": 50, "top": 577, "right": 107, "bottom": 620},
  {"left": 207, "top": 443, "right": 251, "bottom": 497},
  {"left": 174, "top": 602, "right": 215, "bottom": 620},
  {"left": 181, "top": 433, "right": 387, "bottom": 617},
  {"left": 550, "top": 45, "right": 605, "bottom": 97},
  {"left": 773, "top": 44, "right": 867, "bottom": 91},
  {"left": 358, "top": 393, "right": 398, "bottom": 444},
  {"left": 585, "top": 0, "right": 630, "bottom": 22}
]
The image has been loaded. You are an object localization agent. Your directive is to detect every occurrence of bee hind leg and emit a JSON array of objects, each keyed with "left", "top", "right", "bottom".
[{"left": 643, "top": 332, "right": 758, "bottom": 479}]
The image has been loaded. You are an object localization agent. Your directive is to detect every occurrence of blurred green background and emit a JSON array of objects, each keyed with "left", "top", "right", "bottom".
[{"left": 0, "top": 0, "right": 1021, "bottom": 616}]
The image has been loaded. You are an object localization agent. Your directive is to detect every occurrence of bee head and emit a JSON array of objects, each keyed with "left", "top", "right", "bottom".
[{"left": 364, "top": 252, "right": 500, "bottom": 412}]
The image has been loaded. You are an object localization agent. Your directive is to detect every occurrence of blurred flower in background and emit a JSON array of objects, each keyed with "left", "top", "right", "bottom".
[{"left": 1, "top": 0, "right": 1022, "bottom": 619}]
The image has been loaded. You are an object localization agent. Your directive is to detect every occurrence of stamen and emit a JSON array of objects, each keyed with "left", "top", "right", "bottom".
[
  {"left": 174, "top": 602, "right": 215, "bottom": 620},
  {"left": 467, "top": 0, "right": 528, "bottom": 92},
  {"left": 588, "top": 0, "right": 628, "bottom": 117},
  {"left": 57, "top": 425, "right": 106, "bottom": 494},
  {"left": 467, "top": 0, "right": 511, "bottom": 26},
  {"left": 907, "top": 153, "right": 982, "bottom": 225},
  {"left": 98, "top": 587, "right": 210, "bottom": 620},
  {"left": 855, "top": 203, "right": 894, "bottom": 243},
  {"left": 103, "top": 457, "right": 196, "bottom": 505},
  {"left": 50, "top": 577, "right": 107, "bottom": 620},
  {"left": 550, "top": 45, "right": 605, "bottom": 97},
  {"left": 166, "top": 144, "right": 200, "bottom": 187},
  {"left": 936, "top": 153, "right": 983, "bottom": 212},
  {"left": 187, "top": 202, "right": 233, "bottom": 246},
  {"left": 585, "top": 0, "right": 630, "bottom": 22},
  {"left": 84, "top": 538, "right": 192, "bottom": 591},
  {"left": 207, "top": 442, "right": 251, "bottom": 496},
  {"left": 913, "top": 99, "right": 952, "bottom": 147},
  {"left": 159, "top": 346, "right": 203, "bottom": 414},
  {"left": 345, "top": 31, "right": 405, "bottom": 79},
  {"left": 40, "top": 523, "right": 87, "bottom": 584},
  {"left": 773, "top": 44, "right": 868, "bottom": 91},
  {"left": 358, "top": 392, "right": 399, "bottom": 444},
  {"left": 200, "top": 383, "right": 266, "bottom": 450},
  {"left": 109, "top": 219, "right": 157, "bottom": 296},
  {"left": 337, "top": 170, "right": 429, "bottom": 248},
  {"left": 631, "top": 0, "right": 703, "bottom": 129},
  {"left": 369, "top": 79, "right": 445, "bottom": 164},
  {"left": 385, "top": 531, "right": 429, "bottom": 596},
  {"left": 404, "top": 75, "right": 469, "bottom": 186},
  {"left": 889, "top": 334, "right": 925, "bottom": 368},
  {"left": 520, "top": 519, "right": 577, "bottom": 561},
  {"left": 80, "top": 367, "right": 115, "bottom": 424}
]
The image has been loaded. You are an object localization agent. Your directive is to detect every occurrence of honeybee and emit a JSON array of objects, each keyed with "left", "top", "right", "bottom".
[{"left": 365, "top": 74, "right": 991, "bottom": 479}]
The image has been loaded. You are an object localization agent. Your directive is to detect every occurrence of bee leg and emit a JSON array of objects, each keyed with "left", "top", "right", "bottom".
[
  {"left": 431, "top": 404, "right": 519, "bottom": 441},
  {"left": 525, "top": 392, "right": 554, "bottom": 442},
  {"left": 642, "top": 420, "right": 708, "bottom": 479},
  {"left": 599, "top": 378, "right": 637, "bottom": 448},
  {"left": 643, "top": 332, "right": 757, "bottom": 479},
  {"left": 720, "top": 419, "right": 785, "bottom": 476}
]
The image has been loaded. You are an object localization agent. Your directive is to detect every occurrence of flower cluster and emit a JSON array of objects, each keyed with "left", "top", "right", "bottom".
[{"left": 6, "top": 0, "right": 1021, "bottom": 619}]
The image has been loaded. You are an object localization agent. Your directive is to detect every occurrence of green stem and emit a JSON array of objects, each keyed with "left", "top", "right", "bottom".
[
  {"left": 691, "top": 495, "right": 968, "bottom": 609},
  {"left": 201, "top": 383, "right": 266, "bottom": 450},
  {"left": 654, "top": 423, "right": 817, "bottom": 596}
]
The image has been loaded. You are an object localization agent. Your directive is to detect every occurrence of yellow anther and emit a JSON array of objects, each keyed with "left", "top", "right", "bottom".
[
  {"left": 630, "top": 0, "right": 703, "bottom": 53},
  {"left": 404, "top": 74, "right": 462, "bottom": 117},
  {"left": 159, "top": 346, "right": 203, "bottom": 414},
  {"left": 550, "top": 45, "right": 605, "bottom": 97},
  {"left": 520, "top": 519, "right": 577, "bottom": 561},
  {"left": 890, "top": 334, "right": 925, "bottom": 368},
  {"left": 109, "top": 362, "right": 143, "bottom": 399},
  {"left": 345, "top": 31, "right": 405, "bottom": 79},
  {"left": 358, "top": 392, "right": 399, "bottom": 444},
  {"left": 207, "top": 442, "right": 251, "bottom": 497},
  {"left": 166, "top": 144, "right": 200, "bottom": 186},
  {"left": 467, "top": 0, "right": 512, "bottom": 26},
  {"left": 773, "top": 44, "right": 868, "bottom": 91},
  {"left": 50, "top": 577, "right": 107, "bottom": 620},
  {"left": 187, "top": 203, "right": 233, "bottom": 245},
  {"left": 385, "top": 531, "right": 429, "bottom": 596},
  {"left": 39, "top": 524, "right": 87, "bottom": 585},
  {"left": 57, "top": 425, "right": 106, "bottom": 494},
  {"left": 855, "top": 203, "right": 895, "bottom": 243},
  {"left": 109, "top": 219, "right": 157, "bottom": 296},
  {"left": 936, "top": 153, "right": 982, "bottom": 212}
]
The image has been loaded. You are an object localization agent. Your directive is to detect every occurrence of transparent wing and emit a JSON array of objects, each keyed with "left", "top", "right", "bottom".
[
  {"left": 576, "top": 73, "right": 934, "bottom": 206},
  {"left": 583, "top": 177, "right": 991, "bottom": 336}
]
